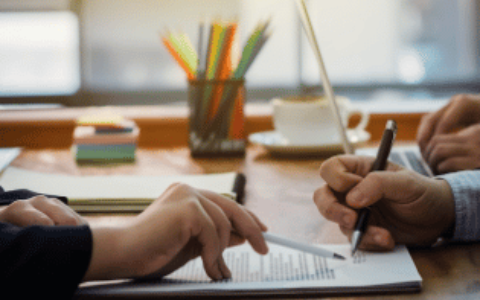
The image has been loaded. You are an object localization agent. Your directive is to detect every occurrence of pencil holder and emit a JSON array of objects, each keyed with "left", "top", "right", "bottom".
[{"left": 188, "top": 78, "right": 246, "bottom": 157}]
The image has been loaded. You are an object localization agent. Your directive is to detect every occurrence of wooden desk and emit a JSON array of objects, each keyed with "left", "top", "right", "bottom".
[{"left": 11, "top": 146, "right": 480, "bottom": 299}]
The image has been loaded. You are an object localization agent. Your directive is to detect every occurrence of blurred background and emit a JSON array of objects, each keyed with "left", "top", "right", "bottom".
[{"left": 1, "top": 0, "right": 479, "bottom": 109}]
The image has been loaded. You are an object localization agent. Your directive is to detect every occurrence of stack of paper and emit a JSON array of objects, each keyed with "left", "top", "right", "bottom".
[
  {"left": 0, "top": 167, "right": 237, "bottom": 212},
  {"left": 73, "top": 115, "right": 139, "bottom": 162}
]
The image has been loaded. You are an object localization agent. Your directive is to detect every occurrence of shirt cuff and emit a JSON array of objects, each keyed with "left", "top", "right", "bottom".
[{"left": 438, "top": 171, "right": 480, "bottom": 241}]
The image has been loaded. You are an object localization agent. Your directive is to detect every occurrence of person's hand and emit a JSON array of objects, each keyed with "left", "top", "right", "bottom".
[
  {"left": 422, "top": 124, "right": 480, "bottom": 174},
  {"left": 313, "top": 155, "right": 455, "bottom": 251},
  {"left": 0, "top": 195, "right": 87, "bottom": 227},
  {"left": 84, "top": 183, "right": 269, "bottom": 282},
  {"left": 417, "top": 94, "right": 480, "bottom": 158}
]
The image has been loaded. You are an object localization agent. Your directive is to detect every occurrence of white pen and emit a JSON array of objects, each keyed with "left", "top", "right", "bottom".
[{"left": 263, "top": 232, "right": 346, "bottom": 260}]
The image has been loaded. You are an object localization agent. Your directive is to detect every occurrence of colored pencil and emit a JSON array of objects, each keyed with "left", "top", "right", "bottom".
[
  {"left": 205, "top": 22, "right": 270, "bottom": 139},
  {"left": 161, "top": 19, "right": 271, "bottom": 141},
  {"left": 178, "top": 33, "right": 198, "bottom": 73},
  {"left": 167, "top": 31, "right": 196, "bottom": 75},
  {"left": 161, "top": 37, "right": 195, "bottom": 80},
  {"left": 207, "top": 23, "right": 236, "bottom": 122}
]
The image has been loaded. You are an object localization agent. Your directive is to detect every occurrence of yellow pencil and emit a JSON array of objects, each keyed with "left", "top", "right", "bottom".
[
  {"left": 178, "top": 33, "right": 198, "bottom": 73},
  {"left": 161, "top": 36, "right": 195, "bottom": 80}
]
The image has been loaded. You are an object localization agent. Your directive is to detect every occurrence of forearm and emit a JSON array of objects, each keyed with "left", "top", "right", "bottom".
[{"left": 83, "top": 225, "right": 137, "bottom": 281}]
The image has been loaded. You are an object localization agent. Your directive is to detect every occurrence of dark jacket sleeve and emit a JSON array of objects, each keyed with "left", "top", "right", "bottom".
[
  {"left": 0, "top": 185, "right": 68, "bottom": 206},
  {"left": 0, "top": 223, "right": 92, "bottom": 299},
  {"left": 0, "top": 186, "right": 92, "bottom": 299}
]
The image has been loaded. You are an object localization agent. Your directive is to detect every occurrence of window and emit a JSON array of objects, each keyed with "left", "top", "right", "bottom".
[
  {"left": 301, "top": 0, "right": 479, "bottom": 85},
  {"left": 0, "top": 11, "right": 80, "bottom": 96},
  {"left": 81, "top": 0, "right": 298, "bottom": 92},
  {"left": 1, "top": 0, "right": 479, "bottom": 105}
]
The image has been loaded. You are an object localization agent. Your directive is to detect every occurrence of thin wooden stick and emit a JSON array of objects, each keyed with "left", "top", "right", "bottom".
[{"left": 294, "top": 0, "right": 354, "bottom": 154}]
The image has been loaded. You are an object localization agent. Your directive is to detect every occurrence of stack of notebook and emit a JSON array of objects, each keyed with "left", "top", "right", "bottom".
[
  {"left": 73, "top": 115, "right": 139, "bottom": 162},
  {"left": 0, "top": 167, "right": 238, "bottom": 212}
]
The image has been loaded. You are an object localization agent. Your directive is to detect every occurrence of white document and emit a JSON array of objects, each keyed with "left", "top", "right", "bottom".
[
  {"left": 77, "top": 243, "right": 422, "bottom": 297},
  {"left": 154, "top": 243, "right": 421, "bottom": 291}
]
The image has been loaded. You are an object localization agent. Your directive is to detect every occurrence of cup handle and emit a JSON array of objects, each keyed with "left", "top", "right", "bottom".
[{"left": 346, "top": 108, "right": 369, "bottom": 132}]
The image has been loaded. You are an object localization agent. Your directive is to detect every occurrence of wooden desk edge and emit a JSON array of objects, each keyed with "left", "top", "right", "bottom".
[{"left": 0, "top": 104, "right": 425, "bottom": 148}]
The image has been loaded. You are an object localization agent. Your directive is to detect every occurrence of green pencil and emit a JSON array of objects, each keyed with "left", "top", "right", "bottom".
[{"left": 202, "top": 21, "right": 271, "bottom": 139}]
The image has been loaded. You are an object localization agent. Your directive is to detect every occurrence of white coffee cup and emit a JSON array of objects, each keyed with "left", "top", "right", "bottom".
[{"left": 271, "top": 95, "right": 369, "bottom": 145}]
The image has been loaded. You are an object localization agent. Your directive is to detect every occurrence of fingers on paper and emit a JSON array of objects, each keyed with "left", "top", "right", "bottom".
[
  {"left": 195, "top": 193, "right": 233, "bottom": 254},
  {"left": 197, "top": 189, "right": 268, "bottom": 255},
  {"left": 186, "top": 199, "right": 223, "bottom": 280},
  {"left": 192, "top": 188, "right": 268, "bottom": 280},
  {"left": 159, "top": 184, "right": 231, "bottom": 280},
  {"left": 218, "top": 256, "right": 231, "bottom": 279}
]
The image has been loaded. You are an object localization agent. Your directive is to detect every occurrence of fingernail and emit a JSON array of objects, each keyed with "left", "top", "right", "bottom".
[
  {"left": 262, "top": 242, "right": 269, "bottom": 254},
  {"left": 219, "top": 258, "right": 231, "bottom": 279},
  {"left": 223, "top": 268, "right": 232, "bottom": 279},
  {"left": 348, "top": 189, "right": 364, "bottom": 206},
  {"left": 214, "top": 262, "right": 223, "bottom": 280}
]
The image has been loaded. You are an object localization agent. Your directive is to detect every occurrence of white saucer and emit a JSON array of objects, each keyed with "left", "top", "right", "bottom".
[{"left": 248, "top": 129, "right": 371, "bottom": 155}]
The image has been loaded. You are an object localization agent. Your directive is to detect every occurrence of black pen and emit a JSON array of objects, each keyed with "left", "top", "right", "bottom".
[
  {"left": 232, "top": 173, "right": 246, "bottom": 204},
  {"left": 351, "top": 120, "right": 397, "bottom": 256}
]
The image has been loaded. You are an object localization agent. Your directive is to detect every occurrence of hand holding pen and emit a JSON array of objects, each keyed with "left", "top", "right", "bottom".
[
  {"left": 315, "top": 120, "right": 455, "bottom": 253},
  {"left": 351, "top": 120, "right": 397, "bottom": 255}
]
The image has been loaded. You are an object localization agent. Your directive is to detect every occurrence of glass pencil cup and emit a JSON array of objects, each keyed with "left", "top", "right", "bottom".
[{"left": 188, "top": 79, "right": 246, "bottom": 157}]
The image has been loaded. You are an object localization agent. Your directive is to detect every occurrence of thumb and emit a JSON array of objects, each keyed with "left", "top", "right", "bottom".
[{"left": 345, "top": 170, "right": 423, "bottom": 209}]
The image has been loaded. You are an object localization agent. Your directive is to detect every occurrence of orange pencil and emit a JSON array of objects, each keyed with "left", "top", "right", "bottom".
[
  {"left": 161, "top": 37, "right": 195, "bottom": 80},
  {"left": 228, "top": 87, "right": 245, "bottom": 139},
  {"left": 217, "top": 23, "right": 237, "bottom": 80}
]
